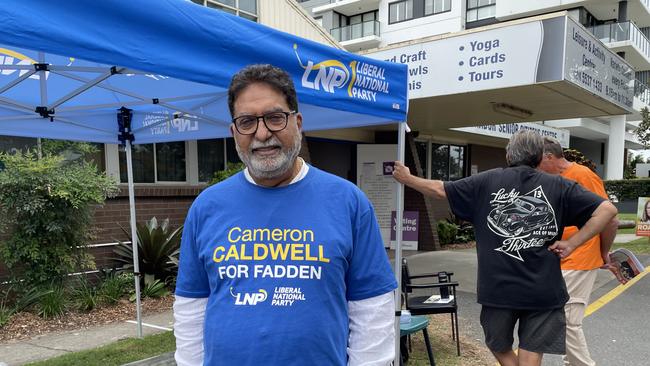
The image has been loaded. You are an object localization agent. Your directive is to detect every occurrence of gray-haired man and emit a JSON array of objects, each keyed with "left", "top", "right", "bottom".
[{"left": 392, "top": 130, "right": 617, "bottom": 366}]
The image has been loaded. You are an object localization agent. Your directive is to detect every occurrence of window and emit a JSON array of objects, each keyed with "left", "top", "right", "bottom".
[
  {"left": 118, "top": 142, "right": 186, "bottom": 183},
  {"left": 431, "top": 144, "right": 449, "bottom": 180},
  {"left": 119, "top": 143, "right": 155, "bottom": 183},
  {"left": 466, "top": 0, "right": 496, "bottom": 23},
  {"left": 331, "top": 11, "right": 378, "bottom": 42},
  {"left": 449, "top": 145, "right": 464, "bottom": 180},
  {"left": 428, "top": 143, "right": 466, "bottom": 181},
  {"left": 0, "top": 136, "right": 36, "bottom": 155},
  {"left": 156, "top": 141, "right": 186, "bottom": 181},
  {"left": 314, "top": 16, "right": 323, "bottom": 27},
  {"left": 425, "top": 0, "right": 451, "bottom": 16},
  {"left": 198, "top": 139, "right": 225, "bottom": 182},
  {"left": 389, "top": 0, "right": 450, "bottom": 24},
  {"left": 389, "top": 0, "right": 414, "bottom": 24},
  {"left": 195, "top": 0, "right": 258, "bottom": 22}
]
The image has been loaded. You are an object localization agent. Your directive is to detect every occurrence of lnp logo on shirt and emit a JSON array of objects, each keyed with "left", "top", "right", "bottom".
[
  {"left": 230, "top": 287, "right": 267, "bottom": 306},
  {"left": 487, "top": 186, "right": 558, "bottom": 261}
]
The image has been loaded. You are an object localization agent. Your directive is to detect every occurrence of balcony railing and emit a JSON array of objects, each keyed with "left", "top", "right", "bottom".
[
  {"left": 330, "top": 20, "right": 380, "bottom": 42},
  {"left": 590, "top": 21, "right": 650, "bottom": 61},
  {"left": 635, "top": 78, "right": 650, "bottom": 106}
]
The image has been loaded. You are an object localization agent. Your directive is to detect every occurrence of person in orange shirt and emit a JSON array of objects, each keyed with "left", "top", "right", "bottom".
[{"left": 539, "top": 138, "right": 621, "bottom": 366}]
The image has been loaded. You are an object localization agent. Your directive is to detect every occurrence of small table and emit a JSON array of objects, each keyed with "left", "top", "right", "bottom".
[{"left": 400, "top": 315, "right": 435, "bottom": 366}]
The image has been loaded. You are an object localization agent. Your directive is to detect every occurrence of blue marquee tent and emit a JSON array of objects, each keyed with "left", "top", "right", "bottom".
[{"left": 0, "top": 0, "right": 409, "bottom": 359}]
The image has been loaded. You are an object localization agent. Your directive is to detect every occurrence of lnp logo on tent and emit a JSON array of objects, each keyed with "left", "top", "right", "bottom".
[
  {"left": 230, "top": 287, "right": 268, "bottom": 306},
  {"left": 293, "top": 44, "right": 390, "bottom": 103},
  {"left": 0, "top": 48, "right": 73, "bottom": 80},
  {"left": 142, "top": 111, "right": 199, "bottom": 136}
]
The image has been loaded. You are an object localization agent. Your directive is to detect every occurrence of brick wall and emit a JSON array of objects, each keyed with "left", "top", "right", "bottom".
[
  {"left": 0, "top": 185, "right": 203, "bottom": 282},
  {"left": 91, "top": 185, "right": 202, "bottom": 244}
]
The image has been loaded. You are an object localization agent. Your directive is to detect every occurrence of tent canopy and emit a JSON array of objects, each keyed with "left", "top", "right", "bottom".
[{"left": 0, "top": 0, "right": 407, "bottom": 144}]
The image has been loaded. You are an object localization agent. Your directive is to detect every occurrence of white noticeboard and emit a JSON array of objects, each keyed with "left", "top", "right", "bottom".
[{"left": 357, "top": 144, "right": 398, "bottom": 248}]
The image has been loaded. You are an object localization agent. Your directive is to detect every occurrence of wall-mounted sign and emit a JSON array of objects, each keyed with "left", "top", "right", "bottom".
[
  {"left": 365, "top": 15, "right": 634, "bottom": 112},
  {"left": 453, "top": 122, "right": 571, "bottom": 147}
]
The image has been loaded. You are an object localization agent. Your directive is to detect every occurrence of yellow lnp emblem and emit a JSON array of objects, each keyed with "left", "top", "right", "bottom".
[
  {"left": 348, "top": 60, "right": 357, "bottom": 97},
  {"left": 258, "top": 289, "right": 268, "bottom": 301},
  {"left": 0, "top": 48, "right": 36, "bottom": 64}
]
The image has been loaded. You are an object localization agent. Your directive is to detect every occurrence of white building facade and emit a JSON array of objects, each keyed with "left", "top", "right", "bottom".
[{"left": 298, "top": 0, "right": 649, "bottom": 180}]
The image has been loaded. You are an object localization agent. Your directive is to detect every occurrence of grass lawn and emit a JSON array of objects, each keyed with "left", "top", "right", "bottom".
[
  {"left": 618, "top": 213, "right": 637, "bottom": 221},
  {"left": 615, "top": 213, "right": 650, "bottom": 255},
  {"left": 25, "top": 315, "right": 494, "bottom": 366},
  {"left": 613, "top": 238, "right": 650, "bottom": 255},
  {"left": 26, "top": 331, "right": 175, "bottom": 366}
]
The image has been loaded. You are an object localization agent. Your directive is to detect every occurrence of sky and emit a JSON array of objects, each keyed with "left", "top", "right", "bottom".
[{"left": 630, "top": 149, "right": 650, "bottom": 161}]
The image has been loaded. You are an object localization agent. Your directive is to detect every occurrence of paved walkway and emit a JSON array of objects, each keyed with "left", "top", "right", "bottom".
[
  {"left": 0, "top": 312, "right": 174, "bottom": 365},
  {"left": 615, "top": 233, "right": 647, "bottom": 243}
]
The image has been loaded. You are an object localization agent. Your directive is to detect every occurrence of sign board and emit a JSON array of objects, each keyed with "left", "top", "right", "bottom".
[
  {"left": 564, "top": 16, "right": 634, "bottom": 111},
  {"left": 636, "top": 197, "right": 650, "bottom": 237},
  {"left": 357, "top": 144, "right": 397, "bottom": 247},
  {"left": 453, "top": 122, "right": 570, "bottom": 147},
  {"left": 365, "top": 15, "right": 634, "bottom": 112},
  {"left": 390, "top": 211, "right": 419, "bottom": 250}
]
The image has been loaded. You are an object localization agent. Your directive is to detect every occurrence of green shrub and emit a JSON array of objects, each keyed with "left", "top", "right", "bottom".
[
  {"left": 437, "top": 221, "right": 458, "bottom": 245},
  {"left": 455, "top": 224, "right": 475, "bottom": 243},
  {"left": 37, "top": 285, "right": 67, "bottom": 318},
  {"left": 0, "top": 151, "right": 118, "bottom": 288},
  {"left": 98, "top": 271, "right": 133, "bottom": 305},
  {"left": 0, "top": 285, "right": 54, "bottom": 328},
  {"left": 208, "top": 162, "right": 245, "bottom": 185},
  {"left": 130, "top": 278, "right": 169, "bottom": 302},
  {"left": 114, "top": 217, "right": 183, "bottom": 283},
  {"left": 72, "top": 277, "right": 99, "bottom": 312},
  {"left": 0, "top": 288, "right": 14, "bottom": 328},
  {"left": 446, "top": 212, "right": 475, "bottom": 243},
  {"left": 604, "top": 179, "right": 650, "bottom": 201}
]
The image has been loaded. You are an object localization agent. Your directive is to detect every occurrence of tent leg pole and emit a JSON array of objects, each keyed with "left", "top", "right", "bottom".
[
  {"left": 394, "top": 122, "right": 406, "bottom": 365},
  {"left": 126, "top": 140, "right": 143, "bottom": 338}
]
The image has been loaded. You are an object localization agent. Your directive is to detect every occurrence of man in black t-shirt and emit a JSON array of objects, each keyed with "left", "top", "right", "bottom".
[{"left": 392, "top": 130, "right": 617, "bottom": 366}]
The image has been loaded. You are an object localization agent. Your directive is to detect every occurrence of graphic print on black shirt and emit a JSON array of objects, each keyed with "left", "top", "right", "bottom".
[{"left": 487, "top": 186, "right": 558, "bottom": 261}]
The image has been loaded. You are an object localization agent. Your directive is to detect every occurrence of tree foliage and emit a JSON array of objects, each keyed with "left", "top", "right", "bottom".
[
  {"left": 209, "top": 162, "right": 245, "bottom": 185},
  {"left": 563, "top": 148, "right": 598, "bottom": 173},
  {"left": 624, "top": 152, "right": 647, "bottom": 179},
  {"left": 0, "top": 151, "right": 118, "bottom": 287},
  {"left": 636, "top": 107, "right": 650, "bottom": 148}
]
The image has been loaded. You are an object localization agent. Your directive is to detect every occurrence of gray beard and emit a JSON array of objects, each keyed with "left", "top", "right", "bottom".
[{"left": 235, "top": 133, "right": 302, "bottom": 180}]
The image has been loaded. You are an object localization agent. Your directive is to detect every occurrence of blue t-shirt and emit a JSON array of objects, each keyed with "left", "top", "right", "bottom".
[{"left": 175, "top": 166, "right": 397, "bottom": 366}]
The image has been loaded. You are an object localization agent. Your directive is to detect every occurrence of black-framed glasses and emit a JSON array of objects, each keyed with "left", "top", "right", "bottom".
[{"left": 232, "top": 110, "right": 296, "bottom": 135}]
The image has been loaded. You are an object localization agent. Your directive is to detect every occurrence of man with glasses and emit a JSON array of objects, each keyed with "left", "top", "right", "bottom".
[{"left": 173, "top": 64, "right": 397, "bottom": 366}]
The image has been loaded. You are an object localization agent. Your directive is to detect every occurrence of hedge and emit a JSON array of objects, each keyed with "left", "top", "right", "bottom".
[{"left": 604, "top": 179, "right": 650, "bottom": 201}]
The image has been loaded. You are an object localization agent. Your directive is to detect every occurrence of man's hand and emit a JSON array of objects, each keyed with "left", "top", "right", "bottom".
[
  {"left": 600, "top": 255, "right": 628, "bottom": 285},
  {"left": 392, "top": 161, "right": 412, "bottom": 185},
  {"left": 391, "top": 161, "right": 447, "bottom": 199},
  {"left": 548, "top": 240, "right": 578, "bottom": 259}
]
